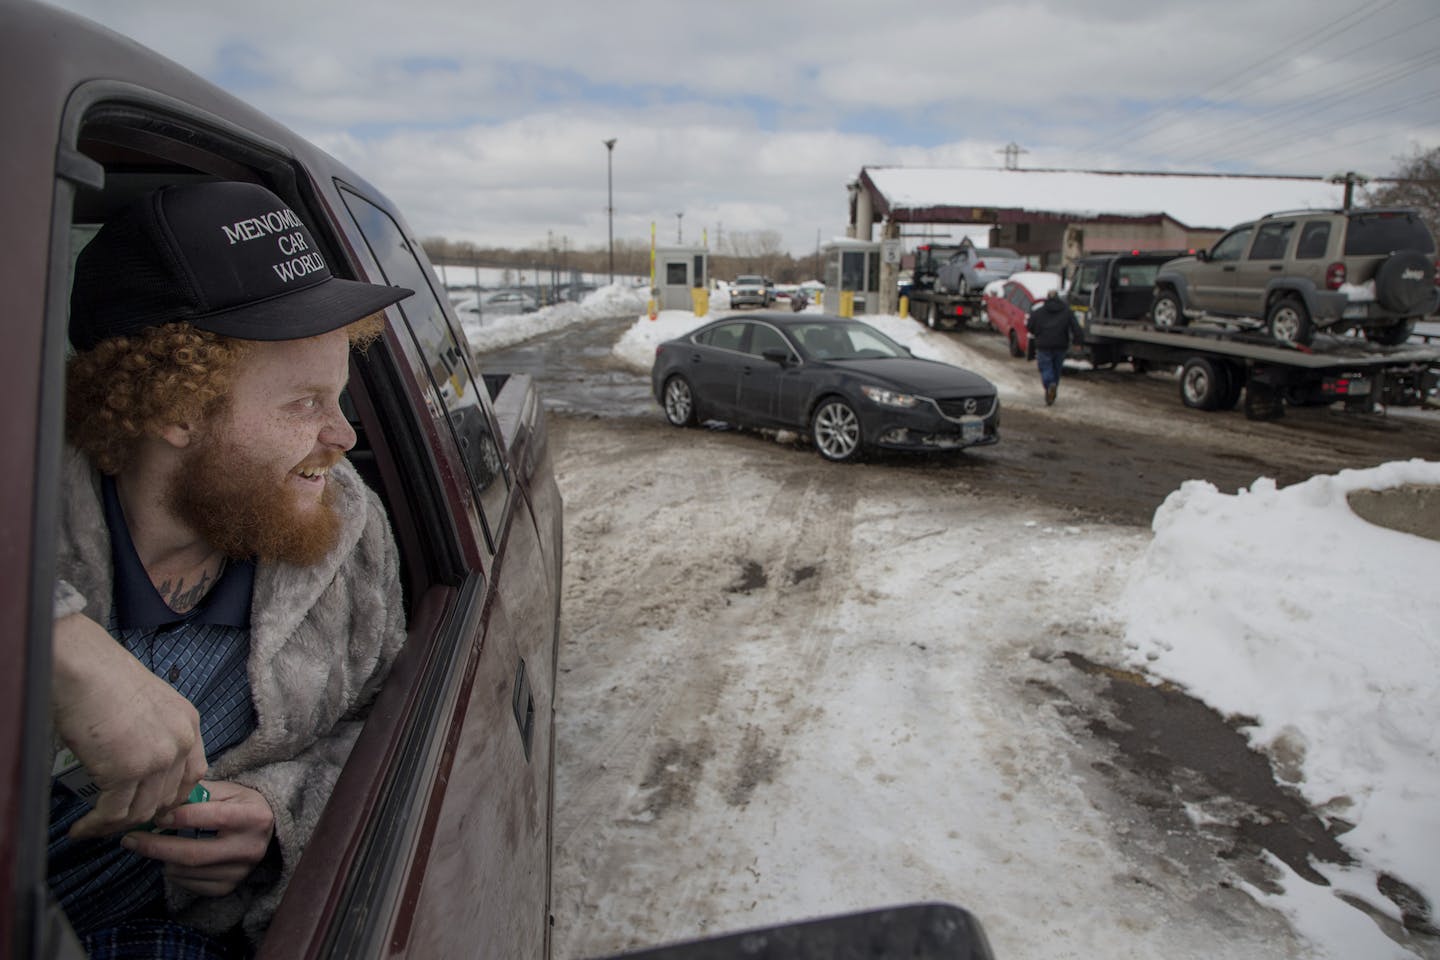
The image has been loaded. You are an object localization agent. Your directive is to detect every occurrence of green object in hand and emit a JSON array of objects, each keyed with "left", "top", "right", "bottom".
[{"left": 137, "top": 783, "right": 211, "bottom": 835}]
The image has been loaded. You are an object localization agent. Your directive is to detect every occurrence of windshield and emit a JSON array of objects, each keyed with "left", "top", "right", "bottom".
[
  {"left": 978, "top": 248, "right": 1021, "bottom": 259},
  {"left": 791, "top": 322, "right": 909, "bottom": 361},
  {"left": 735, "top": 275, "right": 765, "bottom": 285}
]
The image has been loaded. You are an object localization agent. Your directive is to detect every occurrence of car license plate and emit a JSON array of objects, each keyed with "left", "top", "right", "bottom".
[
  {"left": 962, "top": 421, "right": 983, "bottom": 442},
  {"left": 1348, "top": 378, "right": 1371, "bottom": 395}
]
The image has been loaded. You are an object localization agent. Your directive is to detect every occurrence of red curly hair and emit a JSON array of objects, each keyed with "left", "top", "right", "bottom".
[{"left": 66, "top": 314, "right": 385, "bottom": 475}]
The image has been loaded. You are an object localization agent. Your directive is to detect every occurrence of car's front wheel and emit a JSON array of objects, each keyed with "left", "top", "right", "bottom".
[
  {"left": 811, "top": 397, "right": 862, "bottom": 462},
  {"left": 662, "top": 375, "right": 698, "bottom": 427},
  {"left": 1152, "top": 289, "right": 1186, "bottom": 328}
]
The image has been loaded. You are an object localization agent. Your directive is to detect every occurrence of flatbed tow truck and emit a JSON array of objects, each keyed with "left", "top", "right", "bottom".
[
  {"left": 1064, "top": 249, "right": 1440, "bottom": 420},
  {"left": 1081, "top": 320, "right": 1440, "bottom": 420},
  {"left": 903, "top": 242, "right": 987, "bottom": 330}
]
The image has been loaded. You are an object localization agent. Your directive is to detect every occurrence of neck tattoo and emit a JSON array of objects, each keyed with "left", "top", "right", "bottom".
[{"left": 157, "top": 558, "right": 226, "bottom": 614}]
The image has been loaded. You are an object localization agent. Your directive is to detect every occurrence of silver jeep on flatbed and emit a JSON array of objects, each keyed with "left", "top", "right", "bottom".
[{"left": 1151, "top": 208, "right": 1439, "bottom": 346}]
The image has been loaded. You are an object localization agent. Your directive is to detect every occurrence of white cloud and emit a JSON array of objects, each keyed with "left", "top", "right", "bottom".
[{"left": 43, "top": 0, "right": 1440, "bottom": 254}]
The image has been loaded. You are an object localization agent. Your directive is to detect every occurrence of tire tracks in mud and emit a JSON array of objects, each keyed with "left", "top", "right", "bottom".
[{"left": 552, "top": 420, "right": 867, "bottom": 952}]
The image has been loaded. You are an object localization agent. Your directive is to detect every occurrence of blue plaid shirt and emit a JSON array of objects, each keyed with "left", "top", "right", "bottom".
[{"left": 48, "top": 476, "right": 257, "bottom": 938}]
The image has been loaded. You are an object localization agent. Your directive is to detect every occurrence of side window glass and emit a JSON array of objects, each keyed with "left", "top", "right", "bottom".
[
  {"left": 1296, "top": 222, "right": 1331, "bottom": 259},
  {"left": 841, "top": 252, "right": 865, "bottom": 291},
  {"left": 1075, "top": 265, "right": 1100, "bottom": 296},
  {"left": 705, "top": 322, "right": 747, "bottom": 352},
  {"left": 339, "top": 188, "right": 507, "bottom": 549},
  {"left": 666, "top": 262, "right": 687, "bottom": 285},
  {"left": 1210, "top": 228, "right": 1253, "bottom": 262},
  {"left": 1248, "top": 222, "right": 1294, "bottom": 260},
  {"left": 748, "top": 324, "right": 791, "bottom": 358}
]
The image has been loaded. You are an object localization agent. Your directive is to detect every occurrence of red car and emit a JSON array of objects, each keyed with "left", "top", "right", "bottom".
[{"left": 982, "top": 272, "right": 1064, "bottom": 357}]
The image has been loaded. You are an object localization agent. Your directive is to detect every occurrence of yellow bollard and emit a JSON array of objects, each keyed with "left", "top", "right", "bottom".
[
  {"left": 839, "top": 290, "right": 854, "bottom": 319},
  {"left": 691, "top": 287, "right": 709, "bottom": 317},
  {"left": 647, "top": 298, "right": 657, "bottom": 321},
  {"left": 899, "top": 294, "right": 909, "bottom": 319}
]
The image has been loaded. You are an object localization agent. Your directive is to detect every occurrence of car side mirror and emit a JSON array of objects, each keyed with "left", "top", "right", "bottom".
[
  {"left": 761, "top": 348, "right": 792, "bottom": 366},
  {"left": 1195, "top": 250, "right": 1209, "bottom": 262}
]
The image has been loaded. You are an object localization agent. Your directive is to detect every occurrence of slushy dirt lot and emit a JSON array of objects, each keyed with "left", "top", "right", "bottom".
[{"left": 541, "top": 322, "right": 1440, "bottom": 960}]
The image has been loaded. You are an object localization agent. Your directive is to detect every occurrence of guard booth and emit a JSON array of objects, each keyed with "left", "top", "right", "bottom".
[
  {"left": 654, "top": 245, "right": 709, "bottom": 311},
  {"left": 821, "top": 239, "right": 881, "bottom": 316}
]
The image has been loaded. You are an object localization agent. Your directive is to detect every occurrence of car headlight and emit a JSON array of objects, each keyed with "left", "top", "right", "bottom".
[{"left": 861, "top": 385, "right": 920, "bottom": 408}]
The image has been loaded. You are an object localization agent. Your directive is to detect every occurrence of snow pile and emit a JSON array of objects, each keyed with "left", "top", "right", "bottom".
[
  {"left": 462, "top": 282, "right": 646, "bottom": 354},
  {"left": 1006, "top": 270, "right": 1063, "bottom": 300},
  {"left": 1120, "top": 460, "right": 1440, "bottom": 950}
]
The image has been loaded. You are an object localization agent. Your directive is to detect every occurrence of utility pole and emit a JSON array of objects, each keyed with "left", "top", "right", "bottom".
[
  {"left": 1328, "top": 170, "right": 1369, "bottom": 211},
  {"left": 603, "top": 138, "right": 617, "bottom": 284},
  {"left": 676, "top": 211, "right": 684, "bottom": 244}
]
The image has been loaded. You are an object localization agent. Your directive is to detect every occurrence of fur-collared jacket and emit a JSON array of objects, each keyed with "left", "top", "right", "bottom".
[{"left": 54, "top": 446, "right": 406, "bottom": 941}]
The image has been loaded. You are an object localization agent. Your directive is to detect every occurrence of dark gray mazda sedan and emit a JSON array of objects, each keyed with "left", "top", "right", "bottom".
[{"left": 652, "top": 313, "right": 1000, "bottom": 462}]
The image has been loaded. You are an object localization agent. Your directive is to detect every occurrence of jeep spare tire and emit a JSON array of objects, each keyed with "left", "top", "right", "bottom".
[{"left": 1374, "top": 250, "right": 1435, "bottom": 313}]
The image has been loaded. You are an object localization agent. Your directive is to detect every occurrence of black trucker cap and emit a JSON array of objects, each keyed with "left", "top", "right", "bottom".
[{"left": 70, "top": 180, "right": 413, "bottom": 351}]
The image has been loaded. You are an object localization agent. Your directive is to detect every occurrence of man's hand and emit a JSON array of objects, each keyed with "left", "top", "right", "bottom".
[
  {"left": 52, "top": 612, "right": 208, "bottom": 840},
  {"left": 122, "top": 781, "right": 277, "bottom": 898}
]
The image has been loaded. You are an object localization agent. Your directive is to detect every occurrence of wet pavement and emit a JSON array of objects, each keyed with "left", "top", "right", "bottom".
[{"left": 477, "top": 313, "right": 655, "bottom": 418}]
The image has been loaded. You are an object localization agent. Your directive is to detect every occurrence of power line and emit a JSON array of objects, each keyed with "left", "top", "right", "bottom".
[
  {"left": 1220, "top": 87, "right": 1440, "bottom": 168},
  {"left": 1159, "top": 47, "right": 1440, "bottom": 162},
  {"left": 1081, "top": 0, "right": 1403, "bottom": 152}
]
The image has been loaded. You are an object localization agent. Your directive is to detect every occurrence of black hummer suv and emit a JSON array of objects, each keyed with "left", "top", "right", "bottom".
[{"left": 1151, "top": 208, "right": 1438, "bottom": 346}]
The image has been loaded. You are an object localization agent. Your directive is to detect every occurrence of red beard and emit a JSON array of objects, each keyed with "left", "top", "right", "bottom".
[{"left": 167, "top": 438, "right": 344, "bottom": 567}]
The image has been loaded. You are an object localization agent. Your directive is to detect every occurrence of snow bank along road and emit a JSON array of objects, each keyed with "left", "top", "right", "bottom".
[{"left": 535, "top": 317, "right": 1440, "bottom": 960}]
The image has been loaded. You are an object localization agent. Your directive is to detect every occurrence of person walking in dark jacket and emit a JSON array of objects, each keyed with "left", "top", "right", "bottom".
[{"left": 1026, "top": 289, "right": 1084, "bottom": 405}]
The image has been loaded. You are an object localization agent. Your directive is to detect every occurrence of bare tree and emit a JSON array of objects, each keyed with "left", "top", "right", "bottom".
[{"left": 1363, "top": 145, "right": 1440, "bottom": 240}]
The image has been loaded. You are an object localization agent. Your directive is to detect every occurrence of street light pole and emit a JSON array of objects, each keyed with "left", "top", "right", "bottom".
[
  {"left": 676, "top": 211, "right": 683, "bottom": 243},
  {"left": 603, "top": 138, "right": 617, "bottom": 284}
]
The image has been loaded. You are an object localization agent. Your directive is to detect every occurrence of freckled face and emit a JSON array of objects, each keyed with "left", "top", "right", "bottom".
[
  {"left": 166, "top": 328, "right": 357, "bottom": 565},
  {"left": 216, "top": 329, "right": 356, "bottom": 509}
]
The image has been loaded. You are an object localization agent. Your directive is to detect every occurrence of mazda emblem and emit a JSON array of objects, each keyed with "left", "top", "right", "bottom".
[{"left": 964, "top": 398, "right": 977, "bottom": 414}]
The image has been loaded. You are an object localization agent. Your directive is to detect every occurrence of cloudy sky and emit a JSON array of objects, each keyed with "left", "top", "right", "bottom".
[{"left": 45, "top": 0, "right": 1440, "bottom": 256}]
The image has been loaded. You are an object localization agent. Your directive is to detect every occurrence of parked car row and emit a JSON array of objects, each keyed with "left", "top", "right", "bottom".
[{"left": 451, "top": 288, "right": 541, "bottom": 321}]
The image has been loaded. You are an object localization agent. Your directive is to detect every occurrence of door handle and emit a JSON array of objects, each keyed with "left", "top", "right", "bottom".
[
  {"left": 512, "top": 658, "right": 535, "bottom": 761},
  {"left": 1269, "top": 265, "right": 1283, "bottom": 271},
  {"left": 1222, "top": 266, "right": 1236, "bottom": 272}
]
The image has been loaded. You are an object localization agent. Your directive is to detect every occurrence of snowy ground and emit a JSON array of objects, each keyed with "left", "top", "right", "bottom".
[{"left": 464, "top": 284, "right": 1440, "bottom": 959}]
